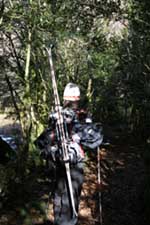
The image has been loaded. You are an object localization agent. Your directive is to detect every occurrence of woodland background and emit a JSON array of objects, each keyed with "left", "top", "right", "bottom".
[{"left": 0, "top": 0, "right": 150, "bottom": 224}]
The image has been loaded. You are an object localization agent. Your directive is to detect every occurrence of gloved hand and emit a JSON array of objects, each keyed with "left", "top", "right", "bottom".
[
  {"left": 49, "top": 106, "right": 63, "bottom": 121},
  {"left": 72, "top": 133, "right": 81, "bottom": 143}
]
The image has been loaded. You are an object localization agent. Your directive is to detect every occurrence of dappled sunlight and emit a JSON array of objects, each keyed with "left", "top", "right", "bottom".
[{"left": 0, "top": 114, "right": 146, "bottom": 225}]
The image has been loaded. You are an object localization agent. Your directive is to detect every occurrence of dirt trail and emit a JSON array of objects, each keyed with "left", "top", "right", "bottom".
[
  {"left": 97, "top": 144, "right": 145, "bottom": 225},
  {"left": 46, "top": 142, "right": 145, "bottom": 225}
]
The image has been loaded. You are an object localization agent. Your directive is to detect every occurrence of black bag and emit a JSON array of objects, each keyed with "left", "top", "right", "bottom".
[
  {"left": 34, "top": 128, "right": 51, "bottom": 149},
  {"left": 34, "top": 128, "right": 58, "bottom": 160},
  {"left": 75, "top": 123, "right": 103, "bottom": 150}
]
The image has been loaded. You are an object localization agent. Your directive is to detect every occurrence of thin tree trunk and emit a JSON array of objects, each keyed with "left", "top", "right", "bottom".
[
  {"left": 5, "top": 74, "right": 21, "bottom": 121},
  {"left": 25, "top": 29, "right": 32, "bottom": 94}
]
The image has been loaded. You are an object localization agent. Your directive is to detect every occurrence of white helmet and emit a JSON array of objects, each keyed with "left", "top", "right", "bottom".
[{"left": 63, "top": 83, "right": 80, "bottom": 101}]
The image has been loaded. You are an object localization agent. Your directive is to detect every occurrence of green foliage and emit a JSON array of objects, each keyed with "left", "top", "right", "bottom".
[
  {"left": 1, "top": 2, "right": 150, "bottom": 221},
  {"left": 0, "top": 0, "right": 131, "bottom": 173},
  {"left": 0, "top": 162, "right": 17, "bottom": 200},
  {"left": 17, "top": 201, "right": 47, "bottom": 225},
  {"left": 144, "top": 141, "right": 150, "bottom": 223}
]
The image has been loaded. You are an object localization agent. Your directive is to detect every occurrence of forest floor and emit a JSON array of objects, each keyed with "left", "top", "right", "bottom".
[{"left": 0, "top": 114, "right": 146, "bottom": 225}]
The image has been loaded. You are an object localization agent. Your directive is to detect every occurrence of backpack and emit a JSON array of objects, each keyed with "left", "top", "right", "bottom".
[{"left": 75, "top": 123, "right": 103, "bottom": 150}]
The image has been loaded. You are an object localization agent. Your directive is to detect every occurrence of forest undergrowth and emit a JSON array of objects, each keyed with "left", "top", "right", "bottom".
[
  {"left": 0, "top": 141, "right": 146, "bottom": 225},
  {"left": 0, "top": 115, "right": 146, "bottom": 225}
]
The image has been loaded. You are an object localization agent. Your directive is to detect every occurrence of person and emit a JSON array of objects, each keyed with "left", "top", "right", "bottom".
[{"left": 35, "top": 83, "right": 103, "bottom": 225}]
